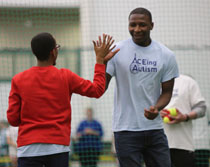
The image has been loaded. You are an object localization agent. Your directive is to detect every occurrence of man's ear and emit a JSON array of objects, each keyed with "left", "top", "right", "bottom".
[{"left": 150, "top": 22, "right": 154, "bottom": 30}]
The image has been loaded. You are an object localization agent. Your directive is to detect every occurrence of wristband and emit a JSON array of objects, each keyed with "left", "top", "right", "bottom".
[{"left": 185, "top": 114, "right": 190, "bottom": 122}]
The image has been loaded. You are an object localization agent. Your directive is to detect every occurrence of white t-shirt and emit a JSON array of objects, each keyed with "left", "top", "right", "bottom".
[
  {"left": 6, "top": 126, "right": 18, "bottom": 156},
  {"left": 163, "top": 74, "right": 207, "bottom": 151},
  {"left": 106, "top": 38, "right": 179, "bottom": 132},
  {"left": 17, "top": 144, "right": 70, "bottom": 157}
]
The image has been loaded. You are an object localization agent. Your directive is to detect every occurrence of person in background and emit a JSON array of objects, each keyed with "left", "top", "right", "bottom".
[
  {"left": 6, "top": 126, "right": 18, "bottom": 167},
  {"left": 160, "top": 74, "right": 207, "bottom": 167},
  {"left": 111, "top": 135, "right": 119, "bottom": 167},
  {"left": 0, "top": 121, "right": 8, "bottom": 157},
  {"left": 105, "top": 7, "right": 179, "bottom": 167},
  {"left": 193, "top": 110, "right": 210, "bottom": 167},
  {"left": 75, "top": 108, "right": 103, "bottom": 167}
]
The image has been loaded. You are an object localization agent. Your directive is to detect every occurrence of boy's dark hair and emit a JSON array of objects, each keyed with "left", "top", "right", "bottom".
[
  {"left": 129, "top": 7, "right": 152, "bottom": 22},
  {"left": 31, "top": 32, "right": 56, "bottom": 61}
]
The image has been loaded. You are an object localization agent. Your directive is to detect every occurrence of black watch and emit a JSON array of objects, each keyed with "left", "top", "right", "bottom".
[{"left": 185, "top": 114, "right": 190, "bottom": 122}]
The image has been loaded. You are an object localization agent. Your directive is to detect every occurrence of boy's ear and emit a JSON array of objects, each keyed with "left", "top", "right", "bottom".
[
  {"left": 51, "top": 49, "right": 57, "bottom": 59},
  {"left": 50, "top": 48, "right": 55, "bottom": 56}
]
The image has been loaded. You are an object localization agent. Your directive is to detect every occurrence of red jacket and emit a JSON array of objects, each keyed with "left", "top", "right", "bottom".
[{"left": 7, "top": 64, "right": 105, "bottom": 147}]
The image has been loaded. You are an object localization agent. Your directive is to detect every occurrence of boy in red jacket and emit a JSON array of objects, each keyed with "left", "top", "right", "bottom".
[{"left": 7, "top": 32, "right": 118, "bottom": 167}]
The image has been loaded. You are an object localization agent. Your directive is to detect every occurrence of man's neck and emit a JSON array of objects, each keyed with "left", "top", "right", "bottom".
[{"left": 133, "top": 38, "right": 152, "bottom": 47}]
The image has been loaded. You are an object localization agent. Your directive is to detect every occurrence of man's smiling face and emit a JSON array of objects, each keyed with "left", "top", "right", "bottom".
[{"left": 129, "top": 13, "right": 153, "bottom": 47}]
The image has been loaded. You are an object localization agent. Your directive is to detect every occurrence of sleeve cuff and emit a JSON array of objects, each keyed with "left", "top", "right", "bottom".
[{"left": 95, "top": 63, "right": 106, "bottom": 71}]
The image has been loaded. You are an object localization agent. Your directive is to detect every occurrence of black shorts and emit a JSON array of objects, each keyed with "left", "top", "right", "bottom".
[
  {"left": 18, "top": 152, "right": 69, "bottom": 167},
  {"left": 170, "top": 148, "right": 195, "bottom": 167}
]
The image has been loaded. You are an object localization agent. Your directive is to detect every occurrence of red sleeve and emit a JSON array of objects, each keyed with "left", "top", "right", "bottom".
[
  {"left": 70, "top": 64, "right": 106, "bottom": 98},
  {"left": 7, "top": 78, "right": 21, "bottom": 126}
]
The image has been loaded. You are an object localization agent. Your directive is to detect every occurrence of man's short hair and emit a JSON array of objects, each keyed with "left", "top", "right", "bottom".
[
  {"left": 31, "top": 32, "right": 56, "bottom": 61},
  {"left": 129, "top": 7, "right": 152, "bottom": 22}
]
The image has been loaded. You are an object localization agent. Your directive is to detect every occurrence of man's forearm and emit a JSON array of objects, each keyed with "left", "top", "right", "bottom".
[
  {"left": 155, "top": 92, "right": 172, "bottom": 111},
  {"left": 192, "top": 101, "right": 207, "bottom": 118}
]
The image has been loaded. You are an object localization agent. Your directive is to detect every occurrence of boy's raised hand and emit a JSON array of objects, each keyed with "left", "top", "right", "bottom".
[{"left": 93, "top": 34, "right": 120, "bottom": 64}]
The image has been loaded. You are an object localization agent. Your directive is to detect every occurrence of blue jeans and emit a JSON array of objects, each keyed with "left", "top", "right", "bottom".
[
  {"left": 18, "top": 152, "right": 69, "bottom": 167},
  {"left": 114, "top": 129, "right": 171, "bottom": 167}
]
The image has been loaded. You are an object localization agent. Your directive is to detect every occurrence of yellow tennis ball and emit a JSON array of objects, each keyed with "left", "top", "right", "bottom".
[
  {"left": 163, "top": 116, "right": 170, "bottom": 123},
  {"left": 168, "top": 108, "right": 177, "bottom": 116}
]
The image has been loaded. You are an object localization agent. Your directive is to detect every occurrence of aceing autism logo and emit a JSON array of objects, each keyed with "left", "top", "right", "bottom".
[{"left": 130, "top": 53, "right": 157, "bottom": 74}]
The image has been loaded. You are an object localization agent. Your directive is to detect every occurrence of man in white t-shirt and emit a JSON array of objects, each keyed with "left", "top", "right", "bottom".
[
  {"left": 160, "top": 74, "right": 207, "bottom": 167},
  {"left": 106, "top": 7, "right": 179, "bottom": 167}
]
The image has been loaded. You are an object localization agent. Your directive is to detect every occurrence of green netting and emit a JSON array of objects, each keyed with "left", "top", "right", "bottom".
[{"left": 0, "top": 1, "right": 210, "bottom": 167}]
